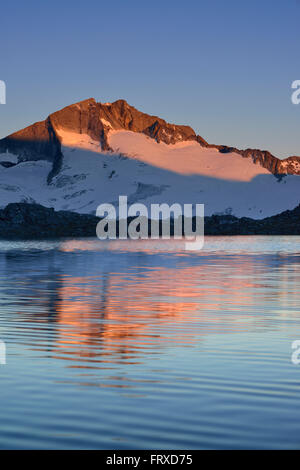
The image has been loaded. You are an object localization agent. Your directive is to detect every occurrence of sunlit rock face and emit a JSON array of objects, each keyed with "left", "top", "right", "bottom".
[{"left": 0, "top": 98, "right": 198, "bottom": 160}]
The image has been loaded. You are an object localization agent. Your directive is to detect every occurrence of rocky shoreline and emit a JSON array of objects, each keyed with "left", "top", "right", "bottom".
[{"left": 0, "top": 202, "right": 299, "bottom": 239}]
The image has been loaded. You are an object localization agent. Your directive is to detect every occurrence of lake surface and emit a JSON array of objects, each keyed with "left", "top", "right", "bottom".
[{"left": 0, "top": 236, "right": 300, "bottom": 449}]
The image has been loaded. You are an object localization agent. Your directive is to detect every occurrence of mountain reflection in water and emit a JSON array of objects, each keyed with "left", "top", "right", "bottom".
[{"left": 0, "top": 237, "right": 300, "bottom": 449}]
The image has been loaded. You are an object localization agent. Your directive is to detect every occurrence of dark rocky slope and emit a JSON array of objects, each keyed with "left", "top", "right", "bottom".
[
  {"left": 0, "top": 203, "right": 99, "bottom": 238},
  {"left": 1, "top": 202, "right": 300, "bottom": 239},
  {"left": 204, "top": 204, "right": 300, "bottom": 235}
]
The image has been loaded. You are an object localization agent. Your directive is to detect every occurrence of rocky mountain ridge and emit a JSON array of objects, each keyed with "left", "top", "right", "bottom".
[{"left": 1, "top": 98, "right": 300, "bottom": 181}]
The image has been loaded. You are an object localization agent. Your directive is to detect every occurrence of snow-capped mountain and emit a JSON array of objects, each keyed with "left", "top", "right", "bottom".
[{"left": 0, "top": 98, "right": 299, "bottom": 219}]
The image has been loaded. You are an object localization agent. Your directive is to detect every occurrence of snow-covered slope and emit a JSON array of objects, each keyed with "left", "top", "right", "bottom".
[
  {"left": 0, "top": 98, "right": 299, "bottom": 219},
  {"left": 0, "top": 134, "right": 299, "bottom": 219},
  {"left": 108, "top": 130, "right": 271, "bottom": 182}
]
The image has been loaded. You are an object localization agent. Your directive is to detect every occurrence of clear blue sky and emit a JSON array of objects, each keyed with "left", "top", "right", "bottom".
[{"left": 0, "top": 0, "right": 300, "bottom": 158}]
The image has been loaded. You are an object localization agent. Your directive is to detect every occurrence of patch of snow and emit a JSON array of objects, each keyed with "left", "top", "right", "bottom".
[
  {"left": 55, "top": 128, "right": 102, "bottom": 152},
  {"left": 100, "top": 118, "right": 112, "bottom": 129},
  {"left": 0, "top": 160, "right": 52, "bottom": 208},
  {"left": 0, "top": 152, "right": 18, "bottom": 164}
]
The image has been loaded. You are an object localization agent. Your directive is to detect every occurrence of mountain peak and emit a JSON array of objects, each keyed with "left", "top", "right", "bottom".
[
  {"left": 0, "top": 98, "right": 300, "bottom": 178},
  {"left": 0, "top": 98, "right": 299, "bottom": 220},
  {"left": 0, "top": 97, "right": 199, "bottom": 158}
]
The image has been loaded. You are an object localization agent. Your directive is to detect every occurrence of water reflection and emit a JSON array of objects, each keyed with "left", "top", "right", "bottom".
[
  {"left": 1, "top": 239, "right": 300, "bottom": 366},
  {"left": 1, "top": 238, "right": 300, "bottom": 449}
]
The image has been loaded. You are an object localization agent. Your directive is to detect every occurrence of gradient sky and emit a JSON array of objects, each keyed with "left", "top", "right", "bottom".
[{"left": 1, "top": 0, "right": 300, "bottom": 158}]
